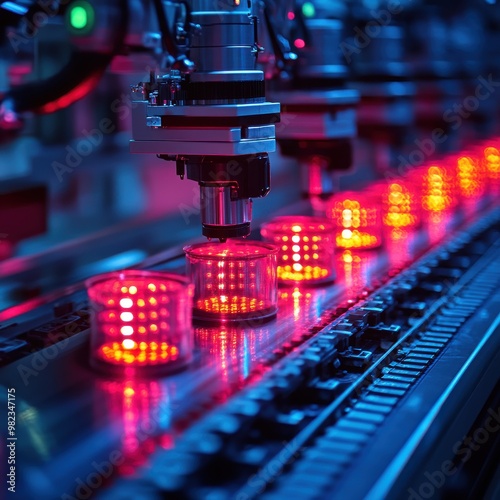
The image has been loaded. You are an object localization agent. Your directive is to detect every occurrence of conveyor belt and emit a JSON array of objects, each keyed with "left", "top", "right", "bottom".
[{"left": 1, "top": 207, "right": 499, "bottom": 500}]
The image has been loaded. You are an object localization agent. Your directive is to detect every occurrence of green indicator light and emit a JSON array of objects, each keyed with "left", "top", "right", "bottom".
[
  {"left": 70, "top": 6, "right": 88, "bottom": 29},
  {"left": 67, "top": 1, "right": 95, "bottom": 34},
  {"left": 302, "top": 2, "right": 315, "bottom": 18}
]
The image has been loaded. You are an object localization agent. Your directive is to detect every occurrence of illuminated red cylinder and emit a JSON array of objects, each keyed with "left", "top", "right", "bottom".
[
  {"left": 452, "top": 153, "right": 486, "bottom": 200},
  {"left": 482, "top": 144, "right": 500, "bottom": 181},
  {"left": 376, "top": 180, "right": 421, "bottom": 229},
  {"left": 260, "top": 216, "right": 335, "bottom": 285},
  {"left": 184, "top": 241, "right": 278, "bottom": 323},
  {"left": 408, "top": 163, "right": 457, "bottom": 215},
  {"left": 481, "top": 143, "right": 500, "bottom": 200},
  {"left": 86, "top": 271, "right": 193, "bottom": 374},
  {"left": 326, "top": 192, "right": 382, "bottom": 250}
]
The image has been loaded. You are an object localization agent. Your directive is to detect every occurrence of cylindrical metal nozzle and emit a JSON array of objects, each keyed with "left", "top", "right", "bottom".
[{"left": 200, "top": 185, "right": 252, "bottom": 239}]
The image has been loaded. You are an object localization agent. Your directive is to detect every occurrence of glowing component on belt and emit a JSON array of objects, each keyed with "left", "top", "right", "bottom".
[
  {"left": 184, "top": 241, "right": 278, "bottom": 323},
  {"left": 86, "top": 271, "right": 193, "bottom": 374},
  {"left": 327, "top": 193, "right": 382, "bottom": 249},
  {"left": 455, "top": 155, "right": 485, "bottom": 199},
  {"left": 261, "top": 216, "right": 335, "bottom": 284},
  {"left": 420, "top": 165, "right": 456, "bottom": 213}
]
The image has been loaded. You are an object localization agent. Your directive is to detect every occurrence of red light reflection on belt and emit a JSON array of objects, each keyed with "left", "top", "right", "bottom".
[
  {"left": 97, "top": 379, "right": 169, "bottom": 475},
  {"left": 336, "top": 250, "right": 376, "bottom": 300}
]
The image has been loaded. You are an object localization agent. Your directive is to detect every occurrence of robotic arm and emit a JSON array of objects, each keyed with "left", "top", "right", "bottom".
[
  {"left": 1, "top": 0, "right": 280, "bottom": 241},
  {"left": 129, "top": 0, "right": 280, "bottom": 241}
]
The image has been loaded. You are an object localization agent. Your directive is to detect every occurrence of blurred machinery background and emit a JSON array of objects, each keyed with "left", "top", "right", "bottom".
[{"left": 1, "top": 1, "right": 500, "bottom": 499}]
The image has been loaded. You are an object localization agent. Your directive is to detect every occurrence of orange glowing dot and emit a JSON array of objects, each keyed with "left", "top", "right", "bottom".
[
  {"left": 150, "top": 324, "right": 158, "bottom": 332},
  {"left": 292, "top": 245, "right": 301, "bottom": 252},
  {"left": 343, "top": 251, "right": 353, "bottom": 263},
  {"left": 148, "top": 283, "right": 157, "bottom": 292},
  {"left": 292, "top": 235, "right": 301, "bottom": 243},
  {"left": 137, "top": 298, "right": 145, "bottom": 307},
  {"left": 292, "top": 225, "right": 302, "bottom": 233},
  {"left": 149, "top": 297, "right": 157, "bottom": 306},
  {"left": 129, "top": 286, "right": 137, "bottom": 295},
  {"left": 293, "top": 263, "right": 303, "bottom": 272},
  {"left": 121, "top": 286, "right": 128, "bottom": 293},
  {"left": 292, "top": 254, "right": 301, "bottom": 262},
  {"left": 123, "top": 387, "right": 135, "bottom": 397},
  {"left": 138, "top": 326, "right": 146, "bottom": 334}
]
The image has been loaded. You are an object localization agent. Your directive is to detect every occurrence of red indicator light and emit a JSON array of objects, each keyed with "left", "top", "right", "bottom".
[
  {"left": 184, "top": 241, "right": 278, "bottom": 323},
  {"left": 326, "top": 192, "right": 382, "bottom": 249},
  {"left": 287, "top": 11, "right": 295, "bottom": 20},
  {"left": 294, "top": 38, "right": 306, "bottom": 49},
  {"left": 260, "top": 216, "right": 335, "bottom": 285},
  {"left": 86, "top": 271, "right": 193, "bottom": 374}
]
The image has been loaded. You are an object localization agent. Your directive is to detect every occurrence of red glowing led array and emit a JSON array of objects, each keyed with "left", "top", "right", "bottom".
[
  {"left": 260, "top": 216, "right": 335, "bottom": 284},
  {"left": 481, "top": 143, "right": 500, "bottom": 199},
  {"left": 86, "top": 271, "right": 193, "bottom": 373},
  {"left": 482, "top": 145, "right": 500, "bottom": 180},
  {"left": 453, "top": 154, "right": 486, "bottom": 200},
  {"left": 407, "top": 163, "right": 457, "bottom": 215},
  {"left": 184, "top": 241, "right": 278, "bottom": 323},
  {"left": 326, "top": 192, "right": 382, "bottom": 249},
  {"left": 378, "top": 181, "right": 421, "bottom": 229}
]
